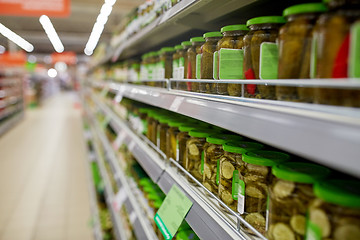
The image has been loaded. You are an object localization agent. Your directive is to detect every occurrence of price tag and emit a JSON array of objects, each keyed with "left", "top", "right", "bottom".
[
  {"left": 113, "top": 91, "right": 123, "bottom": 104},
  {"left": 154, "top": 185, "right": 193, "bottom": 240},
  {"left": 129, "top": 211, "right": 137, "bottom": 224},
  {"left": 128, "top": 140, "right": 136, "bottom": 152},
  {"left": 112, "top": 131, "right": 127, "bottom": 150},
  {"left": 101, "top": 115, "right": 111, "bottom": 129},
  {"left": 169, "top": 96, "right": 184, "bottom": 112},
  {"left": 112, "top": 187, "right": 127, "bottom": 211}
]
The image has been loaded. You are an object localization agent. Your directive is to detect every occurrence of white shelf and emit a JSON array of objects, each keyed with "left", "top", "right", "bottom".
[
  {"left": 101, "top": 82, "right": 360, "bottom": 178},
  {"left": 91, "top": 93, "right": 265, "bottom": 240}
]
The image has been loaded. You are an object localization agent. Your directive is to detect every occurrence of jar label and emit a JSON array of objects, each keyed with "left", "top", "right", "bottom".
[
  {"left": 232, "top": 170, "right": 245, "bottom": 214},
  {"left": 213, "top": 51, "right": 219, "bottom": 79},
  {"left": 310, "top": 35, "right": 318, "bottom": 78},
  {"left": 201, "top": 151, "right": 204, "bottom": 174},
  {"left": 196, "top": 54, "right": 202, "bottom": 79},
  {"left": 305, "top": 220, "right": 322, "bottom": 240},
  {"left": 349, "top": 22, "right": 360, "bottom": 78},
  {"left": 259, "top": 42, "right": 279, "bottom": 79},
  {"left": 219, "top": 48, "right": 244, "bottom": 79},
  {"left": 179, "top": 57, "right": 185, "bottom": 79},
  {"left": 216, "top": 159, "right": 220, "bottom": 185}
]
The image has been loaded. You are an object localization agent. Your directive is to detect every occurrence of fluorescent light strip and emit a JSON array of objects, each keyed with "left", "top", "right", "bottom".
[
  {"left": 84, "top": 0, "right": 116, "bottom": 56},
  {"left": 0, "top": 23, "right": 34, "bottom": 52},
  {"left": 39, "top": 15, "right": 64, "bottom": 53}
]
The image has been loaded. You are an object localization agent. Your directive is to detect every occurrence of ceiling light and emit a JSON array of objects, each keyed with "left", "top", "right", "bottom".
[
  {"left": 0, "top": 23, "right": 34, "bottom": 52},
  {"left": 39, "top": 15, "right": 64, "bottom": 53},
  {"left": 48, "top": 68, "right": 57, "bottom": 78}
]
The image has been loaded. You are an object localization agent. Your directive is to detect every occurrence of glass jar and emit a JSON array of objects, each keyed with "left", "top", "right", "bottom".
[
  {"left": 147, "top": 52, "right": 157, "bottom": 87},
  {"left": 187, "top": 37, "right": 205, "bottom": 92},
  {"left": 244, "top": 16, "right": 286, "bottom": 99},
  {"left": 177, "top": 41, "right": 192, "bottom": 90},
  {"left": 202, "top": 134, "right": 245, "bottom": 196},
  {"left": 218, "top": 141, "right": 264, "bottom": 212},
  {"left": 216, "top": 24, "right": 249, "bottom": 96},
  {"left": 156, "top": 115, "right": 171, "bottom": 153},
  {"left": 305, "top": 179, "right": 360, "bottom": 240},
  {"left": 172, "top": 45, "right": 183, "bottom": 89},
  {"left": 267, "top": 162, "right": 331, "bottom": 240},
  {"left": 166, "top": 120, "right": 183, "bottom": 166},
  {"left": 277, "top": 3, "right": 327, "bottom": 103},
  {"left": 159, "top": 47, "right": 174, "bottom": 86},
  {"left": 146, "top": 110, "right": 157, "bottom": 143},
  {"left": 199, "top": 31, "right": 223, "bottom": 94},
  {"left": 239, "top": 150, "right": 290, "bottom": 234},
  {"left": 140, "top": 53, "right": 149, "bottom": 85},
  {"left": 150, "top": 111, "right": 162, "bottom": 145},
  {"left": 176, "top": 125, "right": 197, "bottom": 172},
  {"left": 138, "top": 108, "right": 149, "bottom": 136},
  {"left": 313, "top": 0, "right": 360, "bottom": 107}
]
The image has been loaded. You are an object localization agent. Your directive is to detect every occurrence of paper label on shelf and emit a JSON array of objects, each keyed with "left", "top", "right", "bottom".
[
  {"left": 200, "top": 151, "right": 204, "bottom": 174},
  {"left": 213, "top": 51, "right": 219, "bottom": 79},
  {"left": 196, "top": 54, "right": 202, "bottom": 79},
  {"left": 259, "top": 42, "right": 279, "bottom": 79},
  {"left": 216, "top": 159, "right": 220, "bottom": 185},
  {"left": 101, "top": 115, "right": 111, "bottom": 129},
  {"left": 154, "top": 185, "right": 193, "bottom": 240},
  {"left": 169, "top": 96, "right": 184, "bottom": 112},
  {"left": 219, "top": 48, "right": 244, "bottom": 79},
  {"left": 310, "top": 35, "right": 318, "bottom": 78},
  {"left": 349, "top": 22, "right": 360, "bottom": 78},
  {"left": 112, "top": 187, "right": 127, "bottom": 211},
  {"left": 129, "top": 211, "right": 137, "bottom": 224},
  {"left": 100, "top": 85, "right": 109, "bottom": 98},
  {"left": 305, "top": 221, "right": 322, "bottom": 240},
  {"left": 112, "top": 131, "right": 127, "bottom": 150}
]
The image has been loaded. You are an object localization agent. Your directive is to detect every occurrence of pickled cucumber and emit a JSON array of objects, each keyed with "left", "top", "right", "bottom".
[
  {"left": 290, "top": 214, "right": 306, "bottom": 235},
  {"left": 273, "top": 180, "right": 295, "bottom": 198},
  {"left": 273, "top": 223, "right": 295, "bottom": 240},
  {"left": 222, "top": 161, "right": 235, "bottom": 179},
  {"left": 246, "top": 184, "right": 266, "bottom": 199},
  {"left": 189, "top": 143, "right": 199, "bottom": 156},
  {"left": 246, "top": 163, "right": 269, "bottom": 176},
  {"left": 221, "top": 190, "right": 234, "bottom": 205},
  {"left": 203, "top": 163, "right": 212, "bottom": 179},
  {"left": 245, "top": 212, "right": 266, "bottom": 229},
  {"left": 310, "top": 208, "right": 331, "bottom": 237},
  {"left": 334, "top": 224, "right": 360, "bottom": 240}
]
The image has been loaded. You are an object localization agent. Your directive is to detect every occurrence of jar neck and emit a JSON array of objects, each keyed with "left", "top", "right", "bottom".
[
  {"left": 249, "top": 23, "right": 283, "bottom": 31},
  {"left": 286, "top": 12, "right": 320, "bottom": 22},
  {"left": 205, "top": 36, "right": 222, "bottom": 42},
  {"left": 223, "top": 30, "right": 248, "bottom": 37}
]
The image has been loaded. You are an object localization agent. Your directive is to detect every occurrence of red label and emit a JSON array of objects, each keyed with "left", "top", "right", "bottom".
[
  {"left": 245, "top": 68, "right": 256, "bottom": 95},
  {"left": 332, "top": 34, "right": 350, "bottom": 78}
]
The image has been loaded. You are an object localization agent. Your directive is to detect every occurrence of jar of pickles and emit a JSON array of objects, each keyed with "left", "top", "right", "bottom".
[
  {"left": 172, "top": 45, "right": 182, "bottom": 88},
  {"left": 159, "top": 47, "right": 174, "bottom": 82},
  {"left": 138, "top": 108, "right": 150, "bottom": 136},
  {"left": 244, "top": 16, "right": 286, "bottom": 99},
  {"left": 268, "top": 162, "right": 331, "bottom": 240},
  {"left": 177, "top": 41, "right": 192, "bottom": 90},
  {"left": 240, "top": 150, "right": 290, "bottom": 234},
  {"left": 199, "top": 31, "right": 223, "bottom": 94},
  {"left": 156, "top": 115, "right": 171, "bottom": 153},
  {"left": 218, "top": 141, "right": 264, "bottom": 212},
  {"left": 147, "top": 52, "right": 157, "bottom": 86},
  {"left": 187, "top": 37, "right": 205, "bottom": 92},
  {"left": 166, "top": 120, "right": 183, "bottom": 164},
  {"left": 277, "top": 3, "right": 327, "bottom": 103},
  {"left": 313, "top": 0, "right": 360, "bottom": 107},
  {"left": 147, "top": 110, "right": 159, "bottom": 144},
  {"left": 306, "top": 179, "right": 360, "bottom": 240},
  {"left": 176, "top": 125, "right": 197, "bottom": 172},
  {"left": 216, "top": 24, "right": 249, "bottom": 96},
  {"left": 202, "top": 134, "right": 245, "bottom": 196}
]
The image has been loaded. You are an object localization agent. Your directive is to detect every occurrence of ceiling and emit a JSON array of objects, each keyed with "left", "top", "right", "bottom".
[{"left": 0, "top": 0, "right": 143, "bottom": 55}]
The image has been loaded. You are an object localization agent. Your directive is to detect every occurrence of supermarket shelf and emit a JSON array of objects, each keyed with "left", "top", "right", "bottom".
[
  {"left": 90, "top": 106, "right": 159, "bottom": 240},
  {"left": 91, "top": 93, "right": 262, "bottom": 240},
  {"left": 105, "top": 82, "right": 360, "bottom": 178},
  {"left": 0, "top": 111, "right": 24, "bottom": 137},
  {"left": 83, "top": 129, "right": 103, "bottom": 240}
]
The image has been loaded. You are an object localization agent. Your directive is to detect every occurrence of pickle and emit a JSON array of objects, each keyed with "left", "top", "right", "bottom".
[
  {"left": 290, "top": 214, "right": 306, "bottom": 235},
  {"left": 246, "top": 184, "right": 266, "bottom": 199},
  {"left": 245, "top": 212, "right": 266, "bottom": 229},
  {"left": 221, "top": 190, "right": 234, "bottom": 205},
  {"left": 244, "top": 174, "right": 263, "bottom": 184},
  {"left": 203, "top": 181, "right": 213, "bottom": 192},
  {"left": 334, "top": 224, "right": 360, "bottom": 240},
  {"left": 189, "top": 143, "right": 200, "bottom": 156},
  {"left": 221, "top": 161, "right": 235, "bottom": 179},
  {"left": 273, "top": 180, "right": 295, "bottom": 198},
  {"left": 220, "top": 178, "right": 232, "bottom": 188},
  {"left": 203, "top": 163, "right": 212, "bottom": 179},
  {"left": 309, "top": 208, "right": 331, "bottom": 237},
  {"left": 273, "top": 223, "right": 296, "bottom": 240},
  {"left": 246, "top": 163, "right": 269, "bottom": 176}
]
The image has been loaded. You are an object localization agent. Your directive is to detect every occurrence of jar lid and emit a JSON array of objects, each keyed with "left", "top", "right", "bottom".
[
  {"left": 221, "top": 24, "right": 249, "bottom": 33},
  {"left": 139, "top": 178, "right": 152, "bottom": 186},
  {"left": 175, "top": 45, "right": 183, "bottom": 50},
  {"left": 168, "top": 120, "right": 184, "bottom": 127},
  {"left": 283, "top": 3, "right": 328, "bottom": 17},
  {"left": 132, "top": 63, "right": 140, "bottom": 68},
  {"left": 141, "top": 53, "right": 148, "bottom": 60},
  {"left": 181, "top": 41, "right": 192, "bottom": 46},
  {"left": 242, "top": 150, "right": 290, "bottom": 166},
  {"left": 179, "top": 125, "right": 197, "bottom": 132},
  {"left": 189, "top": 130, "right": 211, "bottom": 138},
  {"left": 148, "top": 51, "right": 157, "bottom": 57},
  {"left": 160, "top": 47, "right": 175, "bottom": 53},
  {"left": 190, "top": 37, "right": 205, "bottom": 42},
  {"left": 203, "top": 31, "right": 223, "bottom": 38},
  {"left": 158, "top": 116, "right": 172, "bottom": 123},
  {"left": 314, "top": 180, "right": 360, "bottom": 208},
  {"left": 139, "top": 108, "right": 150, "bottom": 114},
  {"left": 272, "top": 162, "right": 331, "bottom": 184},
  {"left": 153, "top": 199, "right": 163, "bottom": 209},
  {"left": 148, "top": 193, "right": 161, "bottom": 201},
  {"left": 176, "top": 230, "right": 200, "bottom": 240},
  {"left": 206, "top": 134, "right": 244, "bottom": 145},
  {"left": 143, "top": 186, "right": 155, "bottom": 193},
  {"left": 246, "top": 16, "right": 286, "bottom": 26},
  {"left": 223, "top": 141, "right": 264, "bottom": 154}
]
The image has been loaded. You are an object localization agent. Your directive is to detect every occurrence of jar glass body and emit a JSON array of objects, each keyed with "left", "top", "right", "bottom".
[
  {"left": 166, "top": 126, "right": 180, "bottom": 167},
  {"left": 176, "top": 131, "right": 191, "bottom": 173},
  {"left": 185, "top": 136, "right": 206, "bottom": 183},
  {"left": 157, "top": 122, "right": 169, "bottom": 153},
  {"left": 187, "top": 42, "right": 204, "bottom": 92},
  {"left": 203, "top": 142, "right": 223, "bottom": 196},
  {"left": 177, "top": 47, "right": 190, "bottom": 90},
  {"left": 159, "top": 51, "right": 173, "bottom": 86},
  {"left": 172, "top": 50, "right": 180, "bottom": 89},
  {"left": 150, "top": 119, "right": 159, "bottom": 145}
]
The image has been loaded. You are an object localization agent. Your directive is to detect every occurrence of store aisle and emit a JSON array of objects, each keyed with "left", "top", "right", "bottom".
[{"left": 0, "top": 93, "right": 93, "bottom": 240}]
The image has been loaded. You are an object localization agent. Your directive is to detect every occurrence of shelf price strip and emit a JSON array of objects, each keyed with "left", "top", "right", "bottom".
[{"left": 154, "top": 185, "right": 193, "bottom": 240}]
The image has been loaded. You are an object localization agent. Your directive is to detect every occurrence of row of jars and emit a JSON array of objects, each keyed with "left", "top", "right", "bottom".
[
  {"left": 118, "top": 102, "right": 360, "bottom": 240},
  {"left": 134, "top": 0, "right": 360, "bottom": 107}
]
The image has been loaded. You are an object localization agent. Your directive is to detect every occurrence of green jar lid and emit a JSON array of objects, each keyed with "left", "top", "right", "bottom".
[
  {"left": 206, "top": 134, "right": 244, "bottom": 145},
  {"left": 143, "top": 186, "right": 155, "bottom": 193},
  {"left": 139, "top": 108, "right": 151, "bottom": 114},
  {"left": 314, "top": 180, "right": 360, "bottom": 208},
  {"left": 168, "top": 120, "right": 184, "bottom": 127},
  {"left": 153, "top": 199, "right": 163, "bottom": 209},
  {"left": 181, "top": 41, "right": 192, "bottom": 47},
  {"left": 272, "top": 162, "right": 331, "bottom": 184},
  {"left": 221, "top": 24, "right": 249, "bottom": 33},
  {"left": 139, "top": 178, "right": 152, "bottom": 186},
  {"left": 131, "top": 63, "right": 140, "bottom": 68},
  {"left": 190, "top": 37, "right": 205, "bottom": 42},
  {"left": 175, "top": 45, "right": 183, "bottom": 50},
  {"left": 160, "top": 47, "right": 175, "bottom": 53},
  {"left": 189, "top": 130, "right": 211, "bottom": 138},
  {"left": 203, "top": 31, "right": 223, "bottom": 38},
  {"left": 223, "top": 141, "right": 264, "bottom": 154},
  {"left": 148, "top": 51, "right": 157, "bottom": 57},
  {"left": 141, "top": 53, "right": 148, "bottom": 60},
  {"left": 179, "top": 125, "right": 197, "bottom": 132},
  {"left": 283, "top": 3, "right": 328, "bottom": 17},
  {"left": 158, "top": 116, "right": 172, "bottom": 124},
  {"left": 242, "top": 150, "right": 290, "bottom": 166},
  {"left": 176, "top": 230, "right": 200, "bottom": 240},
  {"left": 246, "top": 16, "right": 286, "bottom": 26}
]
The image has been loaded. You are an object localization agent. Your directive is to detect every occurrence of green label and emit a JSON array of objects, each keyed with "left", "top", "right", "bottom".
[
  {"left": 305, "top": 221, "right": 322, "bottom": 240},
  {"left": 310, "top": 35, "right": 318, "bottom": 79},
  {"left": 259, "top": 42, "right": 279, "bottom": 79},
  {"left": 216, "top": 159, "right": 220, "bottom": 185},
  {"left": 213, "top": 51, "right": 219, "bottom": 79},
  {"left": 201, "top": 151, "right": 204, "bottom": 175},
  {"left": 179, "top": 57, "right": 185, "bottom": 67},
  {"left": 349, "top": 22, "right": 360, "bottom": 78},
  {"left": 232, "top": 170, "right": 239, "bottom": 200},
  {"left": 196, "top": 54, "right": 202, "bottom": 79},
  {"left": 154, "top": 185, "right": 193, "bottom": 239},
  {"left": 141, "top": 119, "right": 148, "bottom": 135},
  {"left": 219, "top": 48, "right": 244, "bottom": 79}
]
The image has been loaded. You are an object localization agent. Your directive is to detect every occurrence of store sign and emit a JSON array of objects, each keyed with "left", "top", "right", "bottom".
[
  {"left": 51, "top": 52, "right": 77, "bottom": 65},
  {"left": 0, "top": 51, "right": 26, "bottom": 65},
  {"left": 0, "top": 0, "right": 70, "bottom": 17}
]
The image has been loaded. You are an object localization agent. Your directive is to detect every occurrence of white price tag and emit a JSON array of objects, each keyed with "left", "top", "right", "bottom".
[
  {"left": 112, "top": 187, "right": 127, "bottom": 211},
  {"left": 129, "top": 211, "right": 137, "bottom": 224},
  {"left": 113, "top": 88, "right": 125, "bottom": 104},
  {"left": 112, "top": 131, "right": 127, "bottom": 150},
  {"left": 169, "top": 96, "right": 184, "bottom": 112},
  {"left": 128, "top": 140, "right": 136, "bottom": 152}
]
